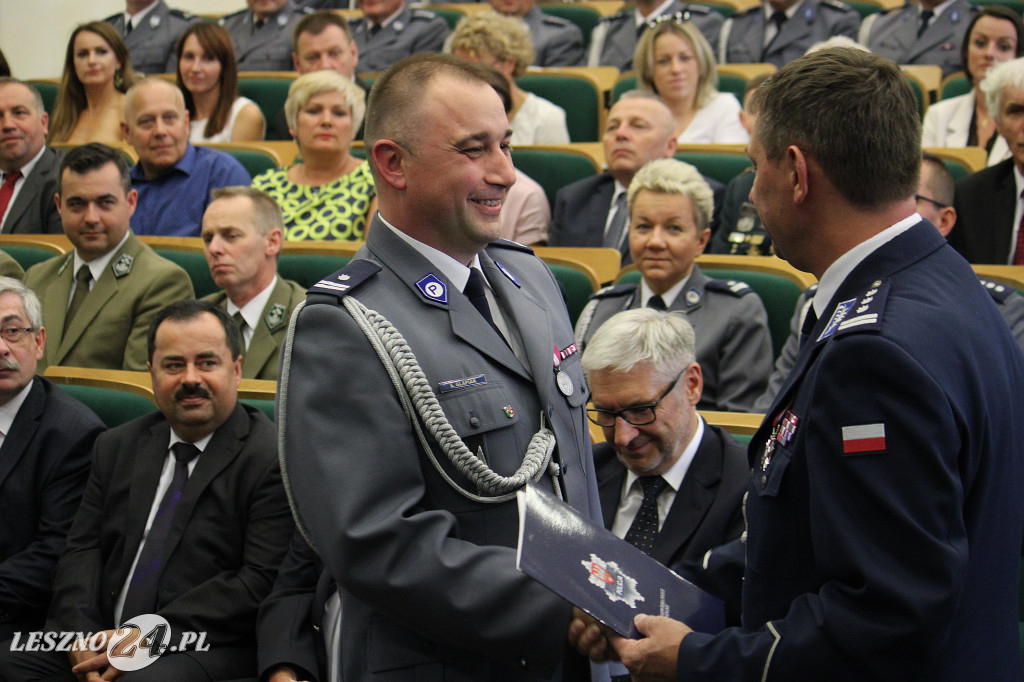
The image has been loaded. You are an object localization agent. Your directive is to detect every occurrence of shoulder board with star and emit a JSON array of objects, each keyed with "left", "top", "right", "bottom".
[
  {"left": 168, "top": 9, "right": 196, "bottom": 20},
  {"left": 308, "top": 259, "right": 381, "bottom": 300},
  {"left": 591, "top": 283, "right": 636, "bottom": 300},
  {"left": 486, "top": 238, "right": 534, "bottom": 255},
  {"left": 221, "top": 9, "right": 248, "bottom": 21},
  {"left": 978, "top": 278, "right": 1016, "bottom": 303},
  {"left": 817, "top": 279, "right": 889, "bottom": 342},
  {"left": 680, "top": 4, "right": 713, "bottom": 15},
  {"left": 706, "top": 278, "right": 754, "bottom": 297},
  {"left": 541, "top": 13, "right": 574, "bottom": 27}
]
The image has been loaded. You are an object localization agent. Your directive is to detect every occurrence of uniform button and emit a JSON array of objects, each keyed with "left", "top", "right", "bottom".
[
  {"left": 469, "top": 417, "right": 480, "bottom": 428},
  {"left": 761, "top": 474, "right": 767, "bottom": 487},
  {"left": 560, "top": 463, "right": 568, "bottom": 475}
]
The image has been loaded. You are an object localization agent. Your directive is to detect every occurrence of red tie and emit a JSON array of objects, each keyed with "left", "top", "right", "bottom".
[
  {"left": 0, "top": 171, "right": 21, "bottom": 226},
  {"left": 1015, "top": 190, "right": 1024, "bottom": 265}
]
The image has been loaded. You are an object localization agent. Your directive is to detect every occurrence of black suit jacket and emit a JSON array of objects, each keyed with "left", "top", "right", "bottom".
[
  {"left": 2, "top": 147, "right": 63, "bottom": 235},
  {"left": 46, "top": 403, "right": 293, "bottom": 669},
  {"left": 594, "top": 422, "right": 748, "bottom": 572},
  {"left": 951, "top": 157, "right": 1017, "bottom": 264},
  {"left": 0, "top": 376, "right": 103, "bottom": 640}
]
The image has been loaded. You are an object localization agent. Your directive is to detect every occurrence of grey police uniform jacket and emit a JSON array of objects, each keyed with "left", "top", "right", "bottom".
[
  {"left": 350, "top": 4, "right": 449, "bottom": 74},
  {"left": 220, "top": 0, "right": 312, "bottom": 71},
  {"left": 860, "top": 0, "right": 976, "bottom": 76},
  {"left": 589, "top": 1, "right": 724, "bottom": 70},
  {"left": 523, "top": 6, "right": 586, "bottom": 66},
  {"left": 719, "top": 0, "right": 859, "bottom": 68},
  {"left": 278, "top": 217, "right": 600, "bottom": 680},
  {"left": 575, "top": 265, "right": 774, "bottom": 412},
  {"left": 105, "top": 0, "right": 197, "bottom": 75}
]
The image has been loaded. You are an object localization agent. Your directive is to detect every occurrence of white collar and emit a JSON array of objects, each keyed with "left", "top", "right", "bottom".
[
  {"left": 379, "top": 214, "right": 486, "bottom": 292},
  {"left": 622, "top": 415, "right": 704, "bottom": 494},
  {"left": 227, "top": 275, "right": 278, "bottom": 332},
  {"left": 74, "top": 230, "right": 132, "bottom": 283}
]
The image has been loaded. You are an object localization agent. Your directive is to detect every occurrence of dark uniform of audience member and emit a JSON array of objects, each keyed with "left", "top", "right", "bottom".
[
  {"left": 719, "top": 0, "right": 859, "bottom": 67},
  {"left": 220, "top": 0, "right": 312, "bottom": 71},
  {"left": 570, "top": 46, "right": 1024, "bottom": 681},
  {"left": 0, "top": 299, "right": 294, "bottom": 681},
  {"left": 489, "top": 0, "right": 585, "bottom": 66},
  {"left": 860, "top": 0, "right": 977, "bottom": 76},
  {"left": 278, "top": 53, "right": 600, "bottom": 681},
  {"left": 349, "top": 0, "right": 449, "bottom": 74},
  {"left": 589, "top": 2, "right": 723, "bottom": 71},
  {"left": 951, "top": 55, "right": 1024, "bottom": 263},
  {"left": 0, "top": 277, "right": 104, "bottom": 647},
  {"left": 200, "top": 187, "right": 306, "bottom": 380},
  {"left": 0, "top": 78, "right": 63, "bottom": 235},
  {"left": 575, "top": 158, "right": 773, "bottom": 413},
  {"left": 104, "top": 0, "right": 198, "bottom": 75}
]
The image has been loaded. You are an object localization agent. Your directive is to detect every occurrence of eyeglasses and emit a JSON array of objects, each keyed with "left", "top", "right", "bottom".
[
  {"left": 915, "top": 194, "right": 948, "bottom": 210},
  {"left": 587, "top": 369, "right": 684, "bottom": 427},
  {"left": 0, "top": 326, "right": 35, "bottom": 343}
]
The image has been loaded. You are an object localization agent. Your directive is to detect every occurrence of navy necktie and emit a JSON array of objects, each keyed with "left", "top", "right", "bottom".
[
  {"left": 465, "top": 267, "right": 507, "bottom": 342},
  {"left": 121, "top": 442, "right": 200, "bottom": 622},
  {"left": 647, "top": 294, "right": 667, "bottom": 311},
  {"left": 623, "top": 476, "right": 669, "bottom": 555}
]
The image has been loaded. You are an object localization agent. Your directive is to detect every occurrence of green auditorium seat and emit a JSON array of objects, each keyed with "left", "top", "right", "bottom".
[
  {"left": 517, "top": 72, "right": 602, "bottom": 142},
  {"left": 510, "top": 146, "right": 601, "bottom": 210}
]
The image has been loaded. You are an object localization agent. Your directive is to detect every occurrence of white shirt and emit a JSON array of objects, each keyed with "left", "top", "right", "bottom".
[
  {"left": 0, "top": 380, "right": 34, "bottom": 447},
  {"left": 639, "top": 271, "right": 690, "bottom": 308},
  {"left": 114, "top": 430, "right": 214, "bottom": 625},
  {"left": 227, "top": 275, "right": 277, "bottom": 350},
  {"left": 611, "top": 417, "right": 705, "bottom": 537},
  {"left": 68, "top": 230, "right": 132, "bottom": 306},
  {"left": 124, "top": 0, "right": 158, "bottom": 32}
]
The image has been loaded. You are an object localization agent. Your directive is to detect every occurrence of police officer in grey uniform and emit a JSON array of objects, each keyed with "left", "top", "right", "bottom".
[
  {"left": 350, "top": 0, "right": 449, "bottom": 74},
  {"left": 860, "top": 0, "right": 976, "bottom": 76},
  {"left": 574, "top": 158, "right": 773, "bottom": 413},
  {"left": 719, "top": 0, "right": 859, "bottom": 67},
  {"left": 104, "top": 0, "right": 197, "bottom": 75},
  {"left": 221, "top": 0, "right": 312, "bottom": 72},
  {"left": 588, "top": 1, "right": 723, "bottom": 71},
  {"left": 520, "top": 5, "right": 585, "bottom": 66}
]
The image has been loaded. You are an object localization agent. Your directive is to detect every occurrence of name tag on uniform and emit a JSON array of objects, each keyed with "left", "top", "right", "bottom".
[{"left": 438, "top": 374, "right": 486, "bottom": 393}]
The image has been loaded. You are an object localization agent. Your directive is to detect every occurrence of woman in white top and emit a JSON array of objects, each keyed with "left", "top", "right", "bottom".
[
  {"left": 176, "top": 22, "right": 264, "bottom": 143},
  {"left": 922, "top": 5, "right": 1023, "bottom": 166},
  {"left": 449, "top": 11, "right": 570, "bottom": 145},
  {"left": 634, "top": 18, "right": 748, "bottom": 144}
]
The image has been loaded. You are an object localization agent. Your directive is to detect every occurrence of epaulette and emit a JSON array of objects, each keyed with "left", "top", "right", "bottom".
[
  {"left": 979, "top": 278, "right": 1015, "bottom": 303},
  {"left": 411, "top": 8, "right": 443, "bottom": 21},
  {"left": 308, "top": 259, "right": 381, "bottom": 299},
  {"left": 679, "top": 4, "right": 714, "bottom": 15},
  {"left": 816, "top": 279, "right": 888, "bottom": 342},
  {"left": 601, "top": 11, "right": 632, "bottom": 24},
  {"left": 590, "top": 283, "right": 635, "bottom": 299},
  {"left": 168, "top": 9, "right": 196, "bottom": 20},
  {"left": 487, "top": 238, "right": 534, "bottom": 254},
  {"left": 732, "top": 5, "right": 760, "bottom": 18},
  {"left": 706, "top": 278, "right": 754, "bottom": 297},
  {"left": 103, "top": 12, "right": 121, "bottom": 22},
  {"left": 878, "top": 4, "right": 909, "bottom": 15},
  {"left": 541, "top": 13, "right": 575, "bottom": 27},
  {"left": 820, "top": 0, "right": 854, "bottom": 11},
  {"left": 220, "top": 8, "right": 248, "bottom": 21}
]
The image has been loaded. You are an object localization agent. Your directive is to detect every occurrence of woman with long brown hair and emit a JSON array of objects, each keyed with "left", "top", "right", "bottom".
[{"left": 50, "top": 22, "right": 135, "bottom": 145}]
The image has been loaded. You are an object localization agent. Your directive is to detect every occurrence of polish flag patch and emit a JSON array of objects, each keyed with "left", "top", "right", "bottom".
[{"left": 842, "top": 423, "right": 886, "bottom": 454}]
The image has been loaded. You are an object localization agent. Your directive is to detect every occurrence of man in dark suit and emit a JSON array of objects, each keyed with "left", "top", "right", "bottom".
[
  {"left": 551, "top": 91, "right": 678, "bottom": 260},
  {"left": 582, "top": 308, "right": 747, "bottom": 575},
  {"left": 573, "top": 47, "right": 1024, "bottom": 681},
  {"left": 0, "top": 299, "right": 294, "bottom": 681},
  {"left": 0, "top": 277, "right": 104, "bottom": 645},
  {"left": 0, "top": 78, "right": 62, "bottom": 235},
  {"left": 279, "top": 53, "right": 600, "bottom": 681},
  {"left": 951, "top": 57, "right": 1024, "bottom": 264},
  {"left": 200, "top": 187, "right": 305, "bottom": 380}
]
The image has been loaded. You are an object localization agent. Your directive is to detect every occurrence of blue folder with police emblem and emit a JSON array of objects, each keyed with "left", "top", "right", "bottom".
[{"left": 516, "top": 483, "right": 725, "bottom": 638}]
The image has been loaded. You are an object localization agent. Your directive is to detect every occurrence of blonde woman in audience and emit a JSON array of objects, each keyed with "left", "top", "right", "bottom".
[
  {"left": 177, "top": 22, "right": 265, "bottom": 143},
  {"left": 634, "top": 18, "right": 748, "bottom": 144},
  {"left": 50, "top": 22, "right": 135, "bottom": 146},
  {"left": 922, "top": 5, "right": 1023, "bottom": 166},
  {"left": 251, "top": 70, "right": 375, "bottom": 241},
  {"left": 449, "top": 11, "right": 570, "bottom": 145}
]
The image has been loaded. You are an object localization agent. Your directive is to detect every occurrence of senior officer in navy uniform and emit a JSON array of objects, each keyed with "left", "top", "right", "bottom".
[
  {"left": 104, "top": 0, "right": 198, "bottom": 75},
  {"left": 719, "top": 0, "right": 859, "bottom": 67},
  {"left": 589, "top": 1, "right": 723, "bottom": 71},
  {"left": 571, "top": 46, "right": 1024, "bottom": 682},
  {"left": 350, "top": 0, "right": 449, "bottom": 73},
  {"left": 575, "top": 158, "right": 773, "bottom": 414},
  {"left": 221, "top": 0, "right": 312, "bottom": 72},
  {"left": 860, "top": 0, "right": 976, "bottom": 77},
  {"left": 279, "top": 53, "right": 600, "bottom": 682}
]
